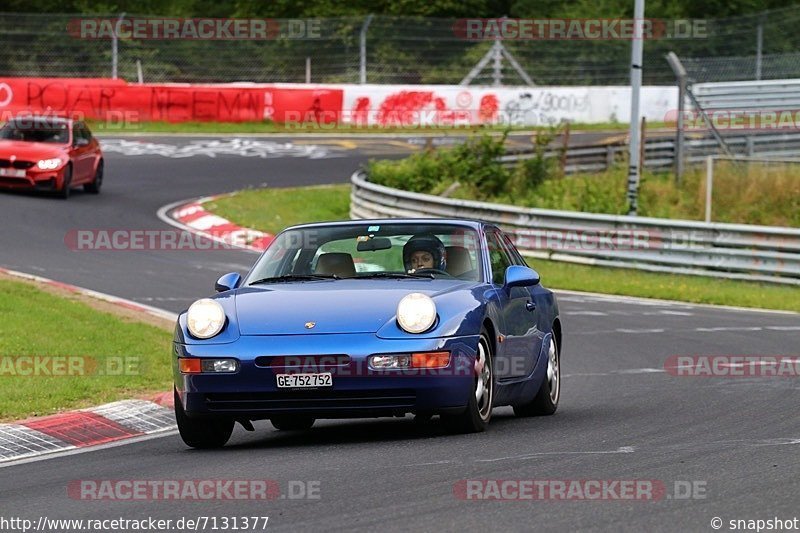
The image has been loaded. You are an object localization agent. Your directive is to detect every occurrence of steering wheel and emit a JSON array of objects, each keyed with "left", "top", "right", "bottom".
[{"left": 412, "top": 268, "right": 451, "bottom": 276}]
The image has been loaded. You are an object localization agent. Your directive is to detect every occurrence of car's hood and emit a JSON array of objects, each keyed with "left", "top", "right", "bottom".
[
  {"left": 0, "top": 140, "right": 66, "bottom": 160},
  {"left": 234, "top": 279, "right": 469, "bottom": 335}
]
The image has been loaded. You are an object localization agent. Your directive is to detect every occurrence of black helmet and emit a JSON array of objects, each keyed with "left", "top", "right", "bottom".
[{"left": 403, "top": 233, "right": 446, "bottom": 271}]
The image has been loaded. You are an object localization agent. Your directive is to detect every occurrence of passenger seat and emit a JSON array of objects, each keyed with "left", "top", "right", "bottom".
[{"left": 314, "top": 252, "right": 356, "bottom": 278}]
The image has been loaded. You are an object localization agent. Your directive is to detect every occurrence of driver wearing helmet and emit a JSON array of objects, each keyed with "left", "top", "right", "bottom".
[{"left": 403, "top": 233, "right": 446, "bottom": 273}]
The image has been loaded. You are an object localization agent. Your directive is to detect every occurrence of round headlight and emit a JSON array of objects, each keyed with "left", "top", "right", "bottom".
[
  {"left": 397, "top": 293, "right": 437, "bottom": 334},
  {"left": 187, "top": 298, "right": 226, "bottom": 339}
]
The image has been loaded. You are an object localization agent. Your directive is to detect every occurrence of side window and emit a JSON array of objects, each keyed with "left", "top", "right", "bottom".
[
  {"left": 486, "top": 231, "right": 512, "bottom": 285},
  {"left": 501, "top": 232, "right": 528, "bottom": 266},
  {"left": 80, "top": 125, "right": 93, "bottom": 141}
]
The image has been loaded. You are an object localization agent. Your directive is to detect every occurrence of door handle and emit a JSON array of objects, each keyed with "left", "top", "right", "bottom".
[{"left": 525, "top": 300, "right": 536, "bottom": 311}]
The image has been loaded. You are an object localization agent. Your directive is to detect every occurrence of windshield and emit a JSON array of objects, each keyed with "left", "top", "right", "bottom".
[
  {"left": 245, "top": 223, "right": 483, "bottom": 283},
  {"left": 0, "top": 120, "right": 70, "bottom": 144}
]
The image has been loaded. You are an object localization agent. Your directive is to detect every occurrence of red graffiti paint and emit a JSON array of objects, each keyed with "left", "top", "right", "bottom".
[{"left": 479, "top": 94, "right": 499, "bottom": 122}]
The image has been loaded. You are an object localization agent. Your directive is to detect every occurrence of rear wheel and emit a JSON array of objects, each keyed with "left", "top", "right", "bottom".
[
  {"left": 270, "top": 416, "right": 315, "bottom": 431},
  {"left": 513, "top": 335, "right": 560, "bottom": 417},
  {"left": 58, "top": 165, "right": 72, "bottom": 199},
  {"left": 84, "top": 160, "right": 103, "bottom": 194},
  {"left": 441, "top": 327, "right": 494, "bottom": 433},
  {"left": 174, "top": 389, "right": 234, "bottom": 448}
]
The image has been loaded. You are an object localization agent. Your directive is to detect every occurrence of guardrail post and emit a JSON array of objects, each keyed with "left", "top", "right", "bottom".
[
  {"left": 626, "top": 0, "right": 645, "bottom": 216},
  {"left": 560, "top": 122, "right": 571, "bottom": 173},
  {"left": 666, "top": 52, "right": 688, "bottom": 186},
  {"left": 360, "top": 15, "right": 374, "bottom": 84},
  {"left": 705, "top": 155, "right": 714, "bottom": 223},
  {"left": 606, "top": 146, "right": 615, "bottom": 170},
  {"left": 111, "top": 12, "right": 125, "bottom": 79},
  {"left": 746, "top": 136, "right": 755, "bottom": 157},
  {"left": 639, "top": 117, "right": 647, "bottom": 174}
]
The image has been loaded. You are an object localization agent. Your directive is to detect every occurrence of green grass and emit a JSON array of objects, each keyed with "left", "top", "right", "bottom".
[
  {"left": 206, "top": 184, "right": 351, "bottom": 235},
  {"left": 87, "top": 119, "right": 662, "bottom": 135},
  {"left": 0, "top": 280, "right": 173, "bottom": 421},
  {"left": 528, "top": 257, "right": 800, "bottom": 312},
  {"left": 204, "top": 184, "right": 800, "bottom": 313}
]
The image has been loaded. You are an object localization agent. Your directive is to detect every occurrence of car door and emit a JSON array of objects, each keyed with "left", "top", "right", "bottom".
[
  {"left": 500, "top": 230, "right": 546, "bottom": 376},
  {"left": 486, "top": 229, "right": 539, "bottom": 379},
  {"left": 71, "top": 123, "right": 94, "bottom": 182}
]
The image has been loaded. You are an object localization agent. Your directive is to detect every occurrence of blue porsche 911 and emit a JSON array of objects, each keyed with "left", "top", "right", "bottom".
[{"left": 173, "top": 219, "right": 562, "bottom": 448}]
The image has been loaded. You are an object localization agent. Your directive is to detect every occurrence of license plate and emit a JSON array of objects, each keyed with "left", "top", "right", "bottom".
[
  {"left": 276, "top": 372, "right": 332, "bottom": 388},
  {"left": 0, "top": 168, "right": 26, "bottom": 178}
]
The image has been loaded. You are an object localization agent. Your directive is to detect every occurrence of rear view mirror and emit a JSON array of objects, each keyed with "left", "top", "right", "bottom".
[
  {"left": 504, "top": 265, "right": 540, "bottom": 288},
  {"left": 357, "top": 237, "right": 392, "bottom": 252},
  {"left": 215, "top": 272, "right": 241, "bottom": 292}
]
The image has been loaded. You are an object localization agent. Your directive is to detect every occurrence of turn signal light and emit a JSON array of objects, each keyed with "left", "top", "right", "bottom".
[{"left": 411, "top": 351, "right": 451, "bottom": 369}]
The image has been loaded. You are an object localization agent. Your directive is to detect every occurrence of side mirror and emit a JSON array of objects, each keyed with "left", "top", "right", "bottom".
[
  {"left": 215, "top": 272, "right": 241, "bottom": 292},
  {"left": 504, "top": 265, "right": 540, "bottom": 288},
  {"left": 74, "top": 138, "right": 90, "bottom": 147}
]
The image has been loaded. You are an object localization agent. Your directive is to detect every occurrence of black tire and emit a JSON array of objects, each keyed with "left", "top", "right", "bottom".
[
  {"left": 174, "top": 389, "right": 234, "bottom": 448},
  {"left": 84, "top": 160, "right": 103, "bottom": 194},
  {"left": 270, "top": 416, "right": 315, "bottom": 431},
  {"left": 58, "top": 165, "right": 72, "bottom": 199},
  {"left": 441, "top": 327, "right": 494, "bottom": 434},
  {"left": 513, "top": 335, "right": 560, "bottom": 417}
]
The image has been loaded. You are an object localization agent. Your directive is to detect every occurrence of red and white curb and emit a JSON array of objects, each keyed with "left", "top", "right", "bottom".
[
  {"left": 0, "top": 268, "right": 178, "bottom": 463},
  {"left": 0, "top": 399, "right": 175, "bottom": 464},
  {"left": 158, "top": 195, "right": 273, "bottom": 253}
]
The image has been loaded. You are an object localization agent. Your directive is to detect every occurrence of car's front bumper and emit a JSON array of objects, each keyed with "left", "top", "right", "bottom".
[
  {"left": 174, "top": 333, "right": 480, "bottom": 420},
  {"left": 0, "top": 167, "right": 64, "bottom": 190}
]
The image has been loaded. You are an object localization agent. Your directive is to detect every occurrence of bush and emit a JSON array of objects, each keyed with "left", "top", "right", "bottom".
[{"left": 368, "top": 128, "right": 564, "bottom": 200}]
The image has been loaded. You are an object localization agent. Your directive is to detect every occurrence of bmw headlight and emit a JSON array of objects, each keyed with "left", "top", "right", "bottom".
[
  {"left": 36, "top": 158, "right": 63, "bottom": 170},
  {"left": 396, "top": 293, "right": 437, "bottom": 334},
  {"left": 187, "top": 298, "right": 226, "bottom": 339}
]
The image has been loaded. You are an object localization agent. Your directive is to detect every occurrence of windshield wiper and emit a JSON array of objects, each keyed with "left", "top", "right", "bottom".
[
  {"left": 249, "top": 274, "right": 339, "bottom": 285},
  {"left": 356, "top": 272, "right": 435, "bottom": 279}
]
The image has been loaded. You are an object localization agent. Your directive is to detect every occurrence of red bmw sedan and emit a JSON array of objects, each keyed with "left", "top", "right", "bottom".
[{"left": 0, "top": 116, "right": 104, "bottom": 199}]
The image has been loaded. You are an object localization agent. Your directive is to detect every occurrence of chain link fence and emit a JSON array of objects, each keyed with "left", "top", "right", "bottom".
[{"left": 1, "top": 9, "right": 800, "bottom": 85}]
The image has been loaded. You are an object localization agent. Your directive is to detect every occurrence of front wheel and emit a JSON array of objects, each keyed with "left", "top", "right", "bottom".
[
  {"left": 441, "top": 327, "right": 494, "bottom": 433},
  {"left": 513, "top": 335, "right": 560, "bottom": 417},
  {"left": 84, "top": 160, "right": 103, "bottom": 194},
  {"left": 174, "top": 389, "right": 234, "bottom": 448},
  {"left": 58, "top": 165, "right": 72, "bottom": 199}
]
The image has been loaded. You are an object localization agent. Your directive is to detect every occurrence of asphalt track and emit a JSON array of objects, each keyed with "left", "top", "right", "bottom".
[{"left": 1, "top": 134, "right": 799, "bottom": 532}]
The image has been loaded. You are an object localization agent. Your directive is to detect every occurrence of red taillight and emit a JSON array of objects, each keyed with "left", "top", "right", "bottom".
[
  {"left": 179, "top": 358, "right": 202, "bottom": 374},
  {"left": 411, "top": 351, "right": 450, "bottom": 369}
]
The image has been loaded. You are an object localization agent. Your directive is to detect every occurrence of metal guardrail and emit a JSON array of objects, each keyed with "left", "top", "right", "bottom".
[
  {"left": 506, "top": 130, "right": 800, "bottom": 175},
  {"left": 691, "top": 79, "right": 800, "bottom": 111},
  {"left": 350, "top": 170, "right": 800, "bottom": 285}
]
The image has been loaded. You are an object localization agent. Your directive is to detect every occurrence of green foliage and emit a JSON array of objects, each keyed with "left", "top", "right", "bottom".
[
  {"left": 370, "top": 128, "right": 566, "bottom": 201},
  {"left": 369, "top": 133, "right": 800, "bottom": 227}
]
